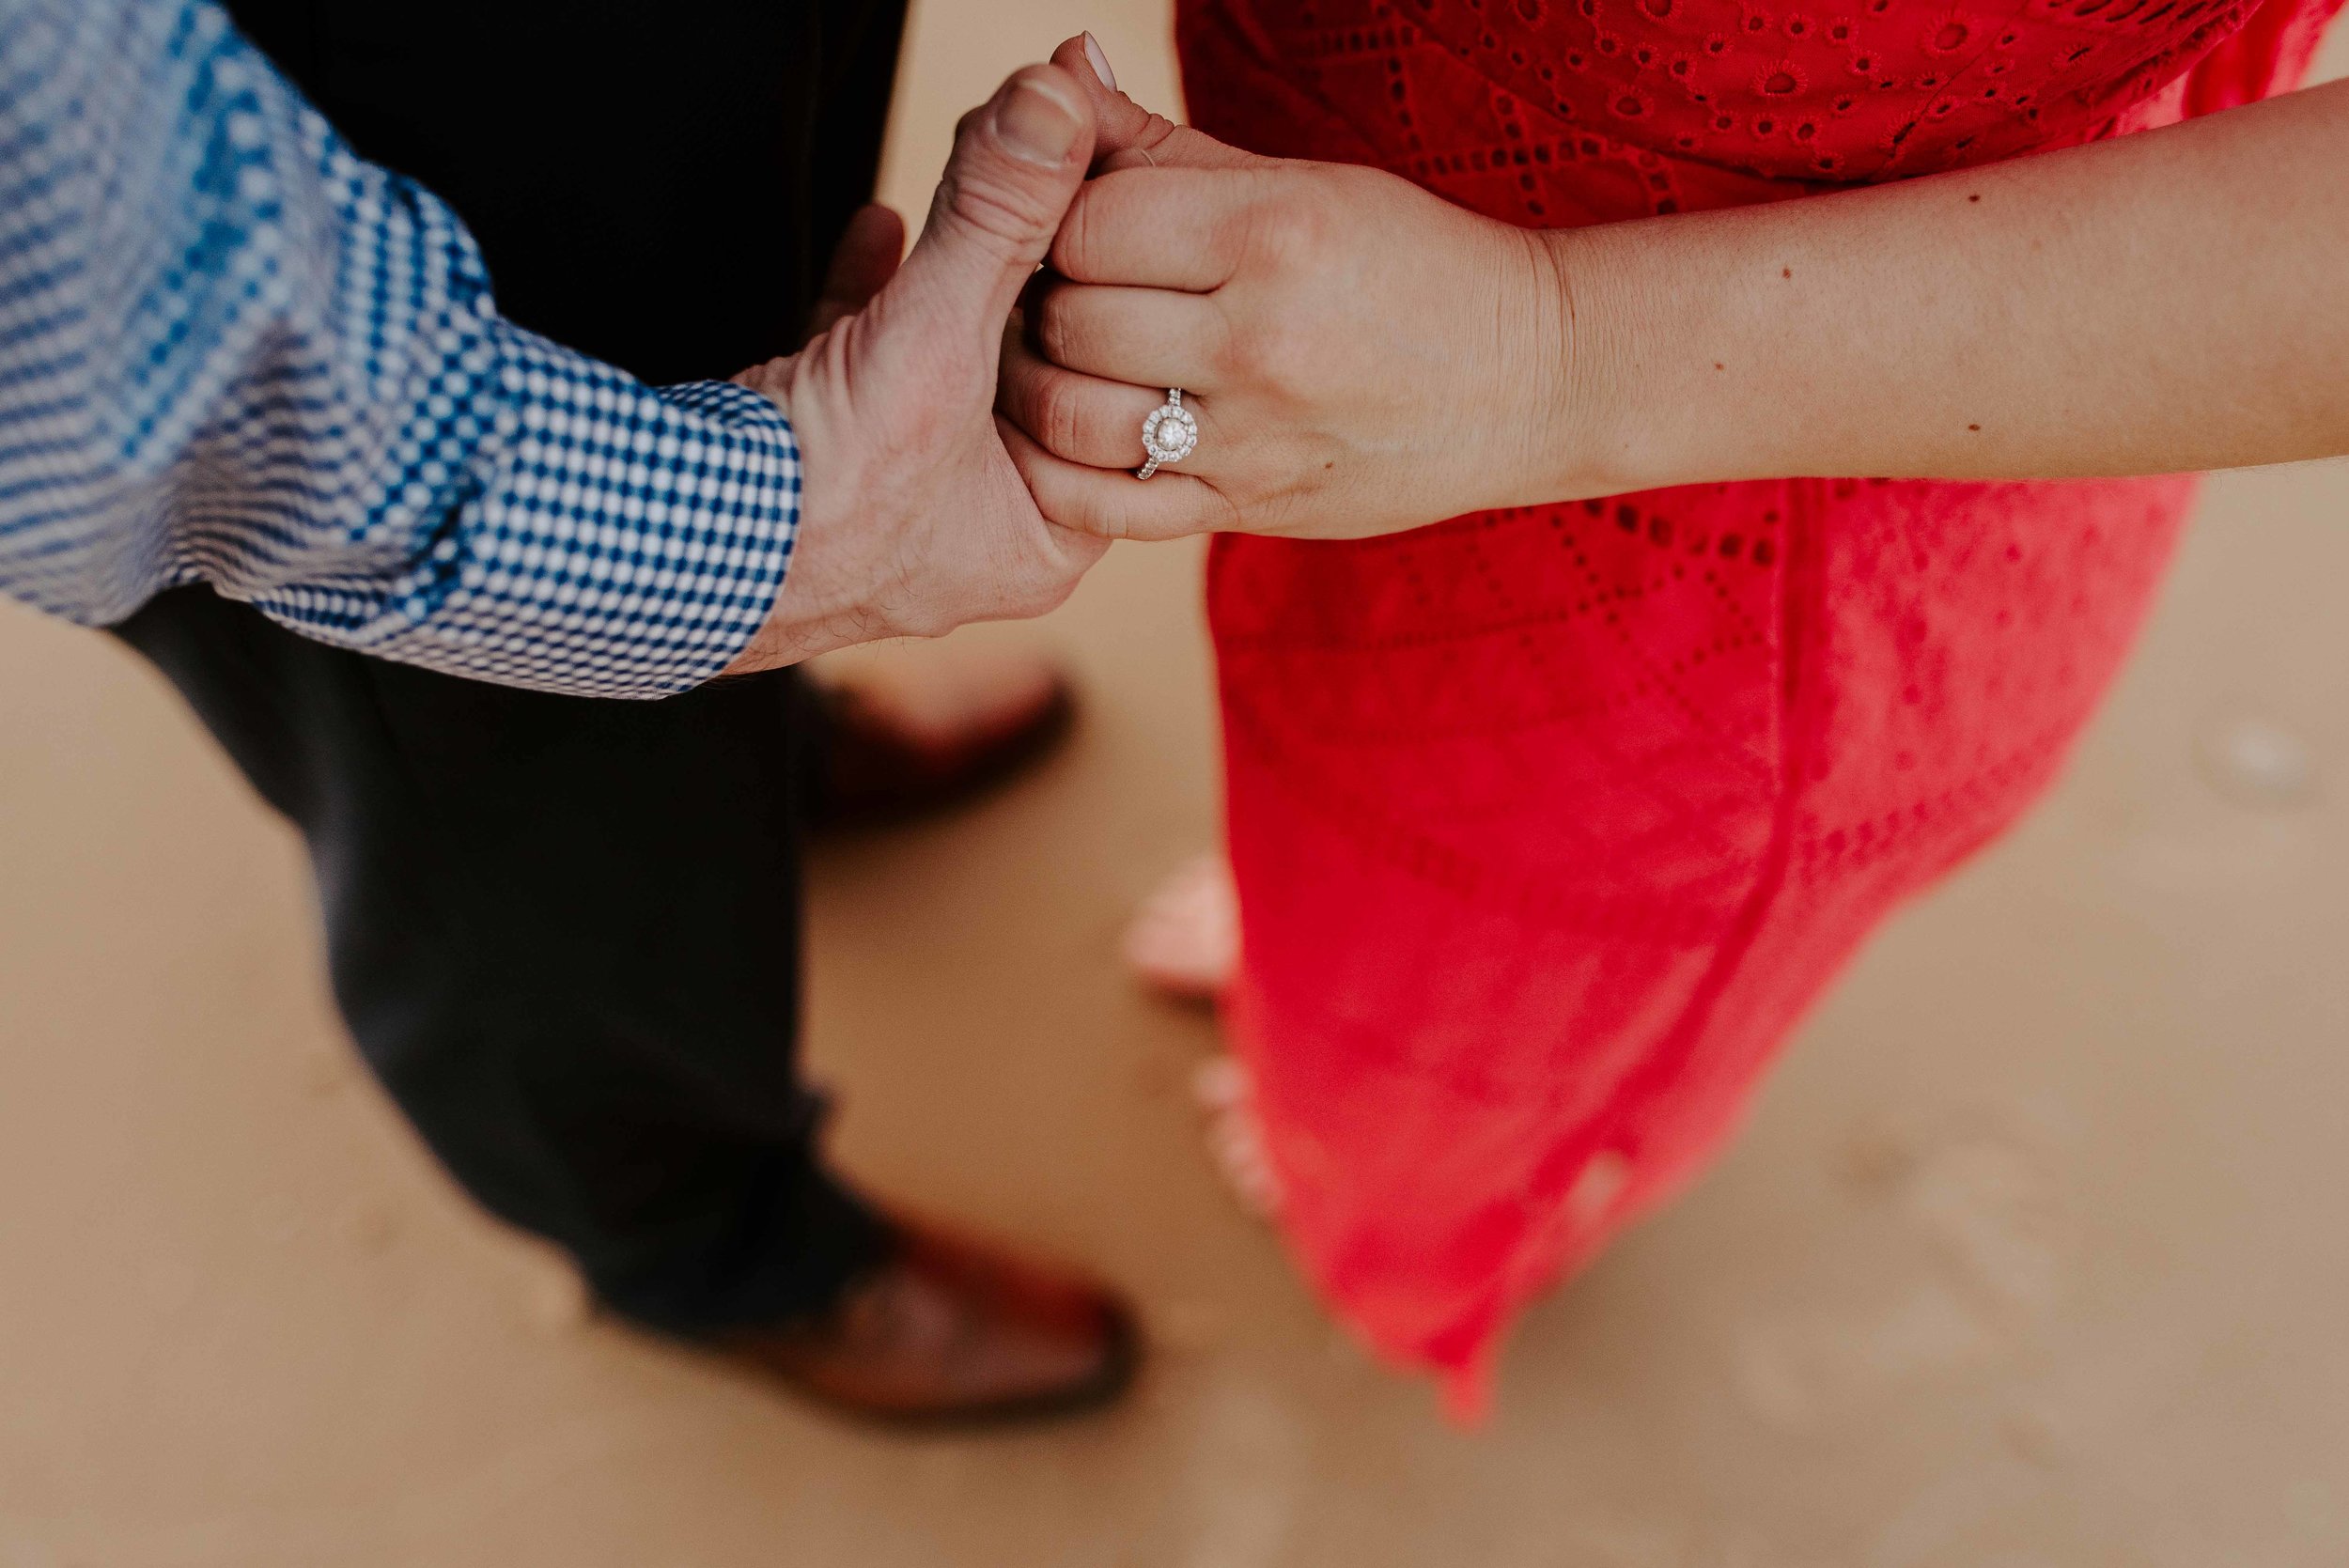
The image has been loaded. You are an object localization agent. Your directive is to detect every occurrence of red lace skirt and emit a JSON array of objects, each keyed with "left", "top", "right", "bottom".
[
  {"left": 1210, "top": 474, "right": 2189, "bottom": 1412},
  {"left": 1177, "top": 0, "right": 2337, "bottom": 1413}
]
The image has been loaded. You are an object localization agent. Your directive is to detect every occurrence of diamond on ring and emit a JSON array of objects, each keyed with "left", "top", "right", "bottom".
[{"left": 1136, "top": 388, "right": 1198, "bottom": 480}]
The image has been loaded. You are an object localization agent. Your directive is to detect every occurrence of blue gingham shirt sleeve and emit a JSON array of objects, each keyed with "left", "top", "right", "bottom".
[{"left": 0, "top": 0, "right": 800, "bottom": 697}]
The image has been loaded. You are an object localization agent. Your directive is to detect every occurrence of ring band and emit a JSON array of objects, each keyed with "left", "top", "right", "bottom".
[{"left": 1136, "top": 388, "right": 1198, "bottom": 480}]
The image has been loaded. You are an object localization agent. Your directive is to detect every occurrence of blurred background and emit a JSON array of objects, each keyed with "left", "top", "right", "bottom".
[{"left": 6, "top": 4, "right": 2349, "bottom": 1565}]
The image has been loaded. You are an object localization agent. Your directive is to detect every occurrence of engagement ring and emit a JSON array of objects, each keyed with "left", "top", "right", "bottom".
[{"left": 1136, "top": 389, "right": 1198, "bottom": 480}]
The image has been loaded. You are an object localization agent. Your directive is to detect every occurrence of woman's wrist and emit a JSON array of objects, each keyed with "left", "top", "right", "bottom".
[
  {"left": 1520, "top": 215, "right": 1743, "bottom": 506},
  {"left": 1523, "top": 222, "right": 1642, "bottom": 504},
  {"left": 1392, "top": 197, "right": 1615, "bottom": 526}
]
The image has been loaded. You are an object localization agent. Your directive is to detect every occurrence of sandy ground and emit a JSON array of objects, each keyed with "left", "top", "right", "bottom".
[{"left": 7, "top": 6, "right": 2349, "bottom": 1565}]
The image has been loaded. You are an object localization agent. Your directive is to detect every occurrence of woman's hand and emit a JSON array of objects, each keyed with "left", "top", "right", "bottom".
[
  {"left": 998, "top": 39, "right": 1586, "bottom": 542},
  {"left": 1012, "top": 39, "right": 2349, "bottom": 542}
]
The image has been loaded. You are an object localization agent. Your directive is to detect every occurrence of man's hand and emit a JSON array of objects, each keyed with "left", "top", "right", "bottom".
[{"left": 723, "top": 64, "right": 1108, "bottom": 672}]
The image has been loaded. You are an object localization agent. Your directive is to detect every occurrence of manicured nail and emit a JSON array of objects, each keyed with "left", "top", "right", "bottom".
[
  {"left": 996, "top": 75, "right": 1082, "bottom": 165},
  {"left": 1082, "top": 32, "right": 1118, "bottom": 91}
]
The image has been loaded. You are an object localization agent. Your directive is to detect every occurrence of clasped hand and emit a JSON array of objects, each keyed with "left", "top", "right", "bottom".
[
  {"left": 723, "top": 61, "right": 1109, "bottom": 674},
  {"left": 723, "top": 36, "right": 1590, "bottom": 676},
  {"left": 999, "top": 36, "right": 1590, "bottom": 544}
]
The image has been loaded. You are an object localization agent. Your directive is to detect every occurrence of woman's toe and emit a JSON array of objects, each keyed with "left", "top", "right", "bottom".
[
  {"left": 1123, "top": 854, "right": 1238, "bottom": 1001},
  {"left": 1191, "top": 1056, "right": 1282, "bottom": 1219}
]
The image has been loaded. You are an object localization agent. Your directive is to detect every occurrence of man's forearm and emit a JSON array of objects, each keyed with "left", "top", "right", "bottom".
[
  {"left": 0, "top": 0, "right": 801, "bottom": 698},
  {"left": 1550, "top": 77, "right": 2349, "bottom": 498}
]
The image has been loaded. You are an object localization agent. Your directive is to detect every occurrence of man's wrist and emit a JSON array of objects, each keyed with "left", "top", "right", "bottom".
[
  {"left": 720, "top": 575, "right": 864, "bottom": 675},
  {"left": 718, "top": 378, "right": 900, "bottom": 675},
  {"left": 720, "top": 365, "right": 834, "bottom": 675}
]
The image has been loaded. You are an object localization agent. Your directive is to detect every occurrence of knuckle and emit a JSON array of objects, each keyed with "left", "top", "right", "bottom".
[
  {"left": 936, "top": 163, "right": 1054, "bottom": 255},
  {"left": 1258, "top": 329, "right": 1315, "bottom": 396},
  {"left": 1207, "top": 306, "right": 1252, "bottom": 380},
  {"left": 1051, "top": 187, "right": 1099, "bottom": 278},
  {"left": 1067, "top": 488, "right": 1125, "bottom": 542},
  {"left": 1034, "top": 292, "right": 1085, "bottom": 366},
  {"left": 1228, "top": 318, "right": 1303, "bottom": 394},
  {"left": 1137, "top": 112, "right": 1185, "bottom": 154},
  {"left": 1211, "top": 486, "right": 1249, "bottom": 534},
  {"left": 1038, "top": 375, "right": 1092, "bottom": 458},
  {"left": 1244, "top": 185, "right": 1329, "bottom": 267}
]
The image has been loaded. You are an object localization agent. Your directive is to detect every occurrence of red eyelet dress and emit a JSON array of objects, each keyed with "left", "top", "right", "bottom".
[{"left": 1177, "top": 0, "right": 2341, "bottom": 1413}]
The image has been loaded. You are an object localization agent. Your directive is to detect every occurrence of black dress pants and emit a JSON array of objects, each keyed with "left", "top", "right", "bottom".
[{"left": 109, "top": 0, "right": 910, "bottom": 1334}]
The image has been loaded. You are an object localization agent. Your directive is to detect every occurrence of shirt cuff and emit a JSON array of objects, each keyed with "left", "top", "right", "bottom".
[{"left": 251, "top": 322, "right": 801, "bottom": 699}]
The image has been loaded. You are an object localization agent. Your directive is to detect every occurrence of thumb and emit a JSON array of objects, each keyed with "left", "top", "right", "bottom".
[
  {"left": 1049, "top": 34, "right": 1265, "bottom": 172},
  {"left": 889, "top": 64, "right": 1096, "bottom": 334}
]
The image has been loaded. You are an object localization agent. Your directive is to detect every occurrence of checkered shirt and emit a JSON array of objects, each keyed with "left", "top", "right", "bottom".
[{"left": 0, "top": 0, "right": 801, "bottom": 697}]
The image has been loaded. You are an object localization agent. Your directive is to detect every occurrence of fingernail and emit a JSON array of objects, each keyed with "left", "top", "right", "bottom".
[
  {"left": 996, "top": 76, "right": 1082, "bottom": 166},
  {"left": 1082, "top": 32, "right": 1118, "bottom": 91}
]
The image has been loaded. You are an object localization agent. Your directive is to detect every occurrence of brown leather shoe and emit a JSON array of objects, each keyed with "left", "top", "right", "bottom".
[
  {"left": 806, "top": 652, "right": 1077, "bottom": 831},
  {"left": 711, "top": 1219, "right": 1140, "bottom": 1426}
]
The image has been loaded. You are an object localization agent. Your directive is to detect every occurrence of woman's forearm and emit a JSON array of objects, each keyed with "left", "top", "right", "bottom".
[{"left": 1557, "top": 78, "right": 2349, "bottom": 497}]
